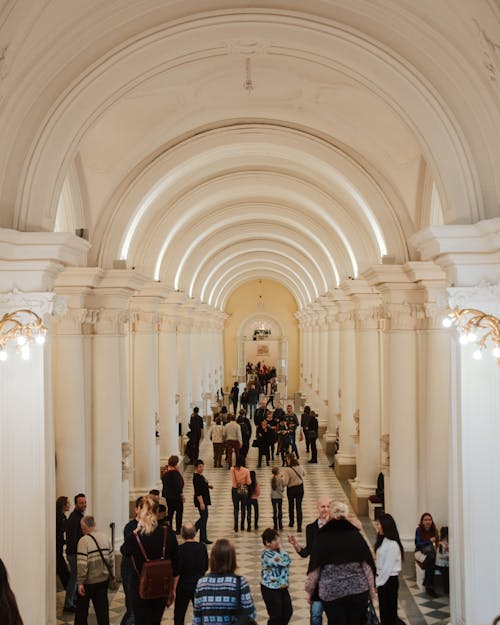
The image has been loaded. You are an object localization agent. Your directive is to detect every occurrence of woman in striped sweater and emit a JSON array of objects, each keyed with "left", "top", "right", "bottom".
[{"left": 193, "top": 539, "right": 256, "bottom": 624}]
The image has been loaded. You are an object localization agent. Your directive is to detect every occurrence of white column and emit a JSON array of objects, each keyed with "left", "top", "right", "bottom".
[
  {"left": 0, "top": 295, "right": 56, "bottom": 625},
  {"left": 52, "top": 307, "right": 89, "bottom": 498},
  {"left": 352, "top": 304, "right": 381, "bottom": 514},
  {"left": 420, "top": 306, "right": 451, "bottom": 522},
  {"left": 177, "top": 316, "right": 193, "bottom": 435},
  {"left": 311, "top": 315, "right": 320, "bottom": 392},
  {"left": 384, "top": 303, "right": 418, "bottom": 547},
  {"left": 158, "top": 308, "right": 180, "bottom": 463},
  {"left": 318, "top": 318, "right": 328, "bottom": 404},
  {"left": 91, "top": 306, "right": 129, "bottom": 530},
  {"left": 325, "top": 309, "right": 340, "bottom": 453},
  {"left": 304, "top": 318, "right": 313, "bottom": 387},
  {"left": 335, "top": 302, "right": 357, "bottom": 479},
  {"left": 190, "top": 316, "right": 203, "bottom": 408},
  {"left": 129, "top": 305, "right": 160, "bottom": 496}
]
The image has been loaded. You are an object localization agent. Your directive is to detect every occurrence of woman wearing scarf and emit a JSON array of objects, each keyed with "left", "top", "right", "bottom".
[{"left": 306, "top": 502, "right": 375, "bottom": 625}]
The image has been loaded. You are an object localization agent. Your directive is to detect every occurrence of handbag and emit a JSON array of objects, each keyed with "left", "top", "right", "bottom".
[
  {"left": 252, "top": 439, "right": 260, "bottom": 448},
  {"left": 366, "top": 599, "right": 380, "bottom": 625},
  {"left": 236, "top": 483, "right": 248, "bottom": 496},
  {"left": 234, "top": 575, "right": 257, "bottom": 625},
  {"left": 87, "top": 533, "right": 120, "bottom": 591}
]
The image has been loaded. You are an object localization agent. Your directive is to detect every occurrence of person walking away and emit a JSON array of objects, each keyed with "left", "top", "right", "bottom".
[
  {"left": 210, "top": 417, "right": 225, "bottom": 468},
  {"left": 260, "top": 528, "right": 293, "bottom": 625},
  {"left": 254, "top": 400, "right": 267, "bottom": 428},
  {"left": 240, "top": 387, "right": 249, "bottom": 415},
  {"left": 276, "top": 414, "right": 291, "bottom": 466},
  {"left": 266, "top": 377, "right": 277, "bottom": 409},
  {"left": 224, "top": 414, "right": 242, "bottom": 469},
  {"left": 56, "top": 496, "right": 70, "bottom": 590},
  {"left": 308, "top": 411, "right": 319, "bottom": 463},
  {"left": 120, "top": 495, "right": 180, "bottom": 625},
  {"left": 374, "top": 513, "right": 404, "bottom": 625},
  {"left": 193, "top": 460, "right": 214, "bottom": 545},
  {"left": 270, "top": 467, "right": 285, "bottom": 530},
  {"left": 193, "top": 539, "right": 256, "bottom": 624},
  {"left": 173, "top": 523, "right": 208, "bottom": 625},
  {"left": 282, "top": 453, "right": 305, "bottom": 532},
  {"left": 246, "top": 470, "right": 260, "bottom": 531},
  {"left": 230, "top": 456, "right": 251, "bottom": 532},
  {"left": 237, "top": 409, "right": 252, "bottom": 460},
  {"left": 189, "top": 407, "right": 204, "bottom": 461},
  {"left": 75, "top": 515, "right": 113, "bottom": 625},
  {"left": 288, "top": 495, "right": 333, "bottom": 625},
  {"left": 161, "top": 455, "right": 185, "bottom": 535}
]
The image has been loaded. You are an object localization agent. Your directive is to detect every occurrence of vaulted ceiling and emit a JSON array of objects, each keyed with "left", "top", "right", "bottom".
[{"left": 1, "top": 0, "right": 499, "bottom": 309}]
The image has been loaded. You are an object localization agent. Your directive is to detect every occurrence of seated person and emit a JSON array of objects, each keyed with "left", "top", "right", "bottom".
[
  {"left": 415, "top": 512, "right": 439, "bottom": 597},
  {"left": 435, "top": 525, "right": 449, "bottom": 594}
]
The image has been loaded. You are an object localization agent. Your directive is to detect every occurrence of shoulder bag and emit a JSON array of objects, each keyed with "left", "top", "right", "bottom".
[{"left": 87, "top": 533, "right": 120, "bottom": 591}]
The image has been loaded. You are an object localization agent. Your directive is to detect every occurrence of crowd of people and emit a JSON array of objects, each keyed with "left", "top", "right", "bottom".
[{"left": 50, "top": 400, "right": 450, "bottom": 625}]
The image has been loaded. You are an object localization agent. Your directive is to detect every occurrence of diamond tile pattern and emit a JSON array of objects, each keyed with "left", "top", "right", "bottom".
[{"left": 57, "top": 424, "right": 450, "bottom": 625}]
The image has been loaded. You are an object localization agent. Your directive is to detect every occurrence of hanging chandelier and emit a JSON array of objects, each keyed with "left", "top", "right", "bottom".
[
  {"left": 442, "top": 308, "right": 500, "bottom": 365},
  {"left": 0, "top": 309, "right": 47, "bottom": 361}
]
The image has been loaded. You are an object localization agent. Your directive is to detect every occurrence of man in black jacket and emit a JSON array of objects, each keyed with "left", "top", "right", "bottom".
[
  {"left": 173, "top": 523, "right": 208, "bottom": 625},
  {"left": 63, "top": 493, "right": 87, "bottom": 612},
  {"left": 189, "top": 407, "right": 204, "bottom": 460},
  {"left": 161, "top": 455, "right": 185, "bottom": 534},
  {"left": 193, "top": 460, "right": 213, "bottom": 545},
  {"left": 288, "top": 496, "right": 332, "bottom": 625}
]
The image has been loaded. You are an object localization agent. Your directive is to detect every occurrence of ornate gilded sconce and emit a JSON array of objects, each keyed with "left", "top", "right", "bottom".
[
  {"left": 442, "top": 308, "right": 500, "bottom": 365},
  {"left": 0, "top": 309, "right": 47, "bottom": 361}
]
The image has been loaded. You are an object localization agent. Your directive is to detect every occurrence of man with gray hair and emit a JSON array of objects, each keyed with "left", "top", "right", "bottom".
[{"left": 76, "top": 515, "right": 113, "bottom": 625}]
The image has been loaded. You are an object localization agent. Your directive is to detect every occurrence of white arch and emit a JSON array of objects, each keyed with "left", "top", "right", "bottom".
[{"left": 210, "top": 258, "right": 311, "bottom": 308}]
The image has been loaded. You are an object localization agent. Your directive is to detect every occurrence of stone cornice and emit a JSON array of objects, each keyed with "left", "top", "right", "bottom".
[{"left": 0, "top": 228, "right": 89, "bottom": 267}]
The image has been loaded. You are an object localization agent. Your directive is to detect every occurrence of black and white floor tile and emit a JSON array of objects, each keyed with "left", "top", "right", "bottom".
[{"left": 57, "top": 424, "right": 450, "bottom": 625}]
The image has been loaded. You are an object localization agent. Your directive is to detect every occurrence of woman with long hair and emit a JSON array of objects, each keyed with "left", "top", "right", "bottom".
[
  {"left": 246, "top": 470, "right": 260, "bottom": 531},
  {"left": 415, "top": 512, "right": 439, "bottom": 597},
  {"left": 55, "top": 495, "right": 70, "bottom": 589},
  {"left": 0, "top": 558, "right": 24, "bottom": 625},
  {"left": 193, "top": 539, "right": 256, "bottom": 624},
  {"left": 230, "top": 455, "right": 251, "bottom": 532},
  {"left": 121, "top": 495, "right": 180, "bottom": 625},
  {"left": 374, "top": 513, "right": 404, "bottom": 625}
]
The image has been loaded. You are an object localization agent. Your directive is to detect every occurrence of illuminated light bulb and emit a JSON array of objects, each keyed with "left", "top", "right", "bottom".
[
  {"left": 467, "top": 332, "right": 477, "bottom": 343},
  {"left": 0, "top": 350, "right": 7, "bottom": 361},
  {"left": 492, "top": 346, "right": 500, "bottom": 359},
  {"left": 21, "top": 344, "right": 30, "bottom": 360},
  {"left": 16, "top": 334, "right": 27, "bottom": 346},
  {"left": 35, "top": 334, "right": 46, "bottom": 345},
  {"left": 442, "top": 317, "right": 453, "bottom": 328},
  {"left": 472, "top": 349, "right": 482, "bottom": 360},
  {"left": 459, "top": 334, "right": 469, "bottom": 345}
]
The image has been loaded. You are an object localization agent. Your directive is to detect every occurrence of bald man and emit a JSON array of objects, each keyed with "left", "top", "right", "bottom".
[{"left": 289, "top": 496, "right": 333, "bottom": 625}]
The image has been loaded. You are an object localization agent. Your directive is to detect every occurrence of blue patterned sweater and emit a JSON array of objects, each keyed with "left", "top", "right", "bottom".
[{"left": 193, "top": 573, "right": 256, "bottom": 624}]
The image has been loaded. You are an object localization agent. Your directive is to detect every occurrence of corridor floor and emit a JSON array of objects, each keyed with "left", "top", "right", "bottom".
[{"left": 57, "top": 426, "right": 450, "bottom": 625}]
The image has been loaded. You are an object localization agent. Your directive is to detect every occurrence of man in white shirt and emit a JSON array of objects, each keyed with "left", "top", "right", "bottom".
[{"left": 224, "top": 415, "right": 242, "bottom": 468}]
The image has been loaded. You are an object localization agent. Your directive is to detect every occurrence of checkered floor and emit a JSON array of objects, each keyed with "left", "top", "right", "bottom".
[{"left": 57, "top": 426, "right": 450, "bottom": 625}]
